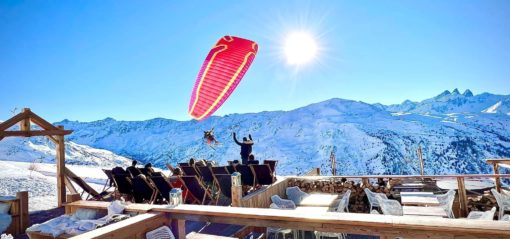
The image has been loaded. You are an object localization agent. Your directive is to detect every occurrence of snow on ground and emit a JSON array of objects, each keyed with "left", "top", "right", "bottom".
[{"left": 0, "top": 160, "right": 167, "bottom": 212}]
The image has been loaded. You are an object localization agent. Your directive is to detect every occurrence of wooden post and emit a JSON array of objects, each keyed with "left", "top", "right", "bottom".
[
  {"left": 56, "top": 128, "right": 66, "bottom": 207},
  {"left": 457, "top": 177, "right": 468, "bottom": 217},
  {"left": 231, "top": 172, "right": 243, "bottom": 207},
  {"left": 417, "top": 145, "right": 424, "bottom": 176},
  {"left": 330, "top": 151, "right": 336, "bottom": 176},
  {"left": 20, "top": 108, "right": 31, "bottom": 132},
  {"left": 493, "top": 163, "right": 501, "bottom": 193},
  {"left": 171, "top": 219, "right": 186, "bottom": 239},
  {"left": 16, "top": 191, "right": 29, "bottom": 233}
]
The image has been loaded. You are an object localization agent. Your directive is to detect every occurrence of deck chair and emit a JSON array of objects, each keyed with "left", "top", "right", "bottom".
[
  {"left": 180, "top": 176, "right": 216, "bottom": 205},
  {"left": 126, "top": 166, "right": 143, "bottom": 178},
  {"left": 132, "top": 175, "right": 157, "bottom": 204},
  {"left": 149, "top": 175, "right": 174, "bottom": 203},
  {"left": 101, "top": 169, "right": 114, "bottom": 192},
  {"left": 196, "top": 166, "right": 216, "bottom": 187},
  {"left": 247, "top": 160, "right": 259, "bottom": 165},
  {"left": 263, "top": 160, "right": 278, "bottom": 174},
  {"left": 178, "top": 162, "right": 190, "bottom": 167},
  {"left": 226, "top": 165, "right": 236, "bottom": 174},
  {"left": 150, "top": 171, "right": 164, "bottom": 177},
  {"left": 180, "top": 166, "right": 200, "bottom": 178},
  {"left": 235, "top": 165, "right": 256, "bottom": 188},
  {"left": 112, "top": 173, "right": 133, "bottom": 201},
  {"left": 250, "top": 164, "right": 276, "bottom": 186},
  {"left": 139, "top": 167, "right": 151, "bottom": 176},
  {"left": 214, "top": 174, "right": 232, "bottom": 201},
  {"left": 112, "top": 166, "right": 128, "bottom": 176},
  {"left": 211, "top": 166, "right": 229, "bottom": 175}
]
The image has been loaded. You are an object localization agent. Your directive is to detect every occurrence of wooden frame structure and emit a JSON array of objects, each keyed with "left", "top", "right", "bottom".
[
  {"left": 0, "top": 108, "right": 72, "bottom": 206},
  {"left": 486, "top": 158, "right": 510, "bottom": 192}
]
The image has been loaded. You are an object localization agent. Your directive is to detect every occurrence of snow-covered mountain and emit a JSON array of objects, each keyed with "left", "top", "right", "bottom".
[
  {"left": 0, "top": 137, "right": 130, "bottom": 167},
  {"left": 1, "top": 89, "right": 509, "bottom": 175}
]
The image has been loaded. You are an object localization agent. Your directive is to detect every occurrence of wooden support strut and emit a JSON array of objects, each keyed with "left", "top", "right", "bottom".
[
  {"left": 493, "top": 163, "right": 501, "bottom": 193},
  {"left": 56, "top": 133, "right": 66, "bottom": 207},
  {"left": 457, "top": 176, "right": 468, "bottom": 217}
]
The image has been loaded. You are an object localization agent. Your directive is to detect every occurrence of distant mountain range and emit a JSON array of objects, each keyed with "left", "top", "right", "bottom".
[{"left": 1, "top": 89, "right": 509, "bottom": 175}]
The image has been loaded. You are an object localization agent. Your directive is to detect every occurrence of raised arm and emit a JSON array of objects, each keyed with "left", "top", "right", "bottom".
[
  {"left": 233, "top": 132, "right": 241, "bottom": 145},
  {"left": 248, "top": 134, "right": 253, "bottom": 141}
]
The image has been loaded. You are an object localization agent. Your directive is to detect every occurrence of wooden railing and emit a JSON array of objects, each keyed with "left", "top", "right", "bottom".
[
  {"left": 60, "top": 202, "right": 510, "bottom": 239},
  {"left": 238, "top": 177, "right": 289, "bottom": 208}
]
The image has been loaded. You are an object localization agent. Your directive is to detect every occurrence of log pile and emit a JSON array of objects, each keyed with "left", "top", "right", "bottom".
[
  {"left": 467, "top": 192, "right": 497, "bottom": 212},
  {"left": 287, "top": 178, "right": 392, "bottom": 213}
]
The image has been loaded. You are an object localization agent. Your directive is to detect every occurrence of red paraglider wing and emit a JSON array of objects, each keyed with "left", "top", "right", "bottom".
[{"left": 188, "top": 36, "right": 258, "bottom": 120}]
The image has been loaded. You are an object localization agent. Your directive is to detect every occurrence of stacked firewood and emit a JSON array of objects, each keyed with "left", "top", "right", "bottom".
[
  {"left": 287, "top": 178, "right": 392, "bottom": 213},
  {"left": 467, "top": 192, "right": 497, "bottom": 212}
]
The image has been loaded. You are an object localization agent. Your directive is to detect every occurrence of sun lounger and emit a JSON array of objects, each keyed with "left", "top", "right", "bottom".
[
  {"left": 102, "top": 169, "right": 114, "bottom": 191},
  {"left": 214, "top": 174, "right": 232, "bottom": 201},
  {"left": 226, "top": 165, "right": 236, "bottom": 174},
  {"left": 180, "top": 176, "right": 216, "bottom": 205},
  {"left": 235, "top": 165, "right": 256, "bottom": 188},
  {"left": 211, "top": 166, "right": 229, "bottom": 175},
  {"left": 181, "top": 166, "right": 200, "bottom": 178},
  {"left": 112, "top": 174, "right": 133, "bottom": 201},
  {"left": 149, "top": 175, "right": 174, "bottom": 203},
  {"left": 112, "top": 167, "right": 128, "bottom": 176},
  {"left": 197, "top": 166, "right": 216, "bottom": 187},
  {"left": 131, "top": 175, "right": 157, "bottom": 203},
  {"left": 263, "top": 160, "right": 278, "bottom": 174},
  {"left": 250, "top": 164, "right": 276, "bottom": 186},
  {"left": 126, "top": 166, "right": 143, "bottom": 178},
  {"left": 179, "top": 162, "right": 190, "bottom": 167}
]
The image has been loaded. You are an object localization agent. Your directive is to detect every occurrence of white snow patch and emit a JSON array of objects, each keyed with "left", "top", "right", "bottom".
[{"left": 482, "top": 101, "right": 502, "bottom": 113}]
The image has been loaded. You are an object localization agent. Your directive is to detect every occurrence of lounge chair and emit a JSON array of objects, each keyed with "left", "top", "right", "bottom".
[
  {"left": 436, "top": 189, "right": 456, "bottom": 218},
  {"left": 180, "top": 166, "right": 200, "bottom": 178},
  {"left": 250, "top": 164, "right": 276, "bottom": 186},
  {"left": 178, "top": 162, "right": 190, "bottom": 167},
  {"left": 180, "top": 176, "right": 216, "bottom": 205},
  {"left": 112, "top": 166, "right": 128, "bottom": 176},
  {"left": 211, "top": 166, "right": 229, "bottom": 175},
  {"left": 491, "top": 189, "right": 510, "bottom": 220},
  {"left": 131, "top": 175, "right": 157, "bottom": 204},
  {"left": 101, "top": 169, "right": 114, "bottom": 192},
  {"left": 150, "top": 171, "right": 164, "bottom": 177},
  {"left": 226, "top": 165, "right": 236, "bottom": 174},
  {"left": 270, "top": 195, "right": 296, "bottom": 209},
  {"left": 196, "top": 166, "right": 215, "bottom": 187},
  {"left": 247, "top": 160, "right": 259, "bottom": 165},
  {"left": 286, "top": 186, "right": 309, "bottom": 205},
  {"left": 149, "top": 175, "right": 174, "bottom": 203},
  {"left": 364, "top": 188, "right": 387, "bottom": 211},
  {"left": 235, "top": 165, "right": 256, "bottom": 188},
  {"left": 126, "top": 166, "right": 142, "bottom": 178},
  {"left": 467, "top": 207, "right": 496, "bottom": 220},
  {"left": 263, "top": 160, "right": 278, "bottom": 174},
  {"left": 139, "top": 167, "right": 151, "bottom": 176},
  {"left": 214, "top": 174, "right": 232, "bottom": 201},
  {"left": 112, "top": 173, "right": 133, "bottom": 201}
]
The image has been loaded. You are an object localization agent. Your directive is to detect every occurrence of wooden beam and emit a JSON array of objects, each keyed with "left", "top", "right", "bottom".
[
  {"left": 45, "top": 135, "right": 58, "bottom": 144},
  {"left": 0, "top": 110, "right": 29, "bottom": 131},
  {"left": 27, "top": 111, "right": 60, "bottom": 131},
  {"left": 0, "top": 130, "right": 73, "bottom": 137},
  {"left": 56, "top": 135, "right": 66, "bottom": 207},
  {"left": 493, "top": 163, "right": 501, "bottom": 193},
  {"left": 64, "top": 176, "right": 79, "bottom": 195},
  {"left": 171, "top": 219, "right": 186, "bottom": 239},
  {"left": 457, "top": 177, "right": 468, "bottom": 217}
]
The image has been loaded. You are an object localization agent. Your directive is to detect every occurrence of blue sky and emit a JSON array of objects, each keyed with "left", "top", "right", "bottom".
[{"left": 1, "top": 0, "right": 509, "bottom": 122}]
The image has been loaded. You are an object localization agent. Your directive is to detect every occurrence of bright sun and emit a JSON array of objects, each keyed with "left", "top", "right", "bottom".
[{"left": 284, "top": 32, "right": 317, "bottom": 65}]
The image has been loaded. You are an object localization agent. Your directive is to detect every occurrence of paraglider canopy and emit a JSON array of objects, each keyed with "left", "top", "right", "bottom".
[{"left": 188, "top": 36, "right": 258, "bottom": 121}]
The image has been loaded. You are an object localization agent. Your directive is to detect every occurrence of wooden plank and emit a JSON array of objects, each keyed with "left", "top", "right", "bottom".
[
  {"left": 240, "top": 177, "right": 288, "bottom": 208},
  {"left": 151, "top": 204, "right": 510, "bottom": 238},
  {"left": 27, "top": 111, "right": 61, "bottom": 131},
  {"left": 400, "top": 192, "right": 440, "bottom": 206},
  {"left": 402, "top": 206, "right": 448, "bottom": 217},
  {"left": 298, "top": 194, "right": 339, "bottom": 207},
  {"left": 69, "top": 212, "right": 169, "bottom": 239},
  {"left": 64, "top": 176, "right": 79, "bottom": 195},
  {"left": 171, "top": 219, "right": 186, "bottom": 239},
  {"left": 493, "top": 163, "right": 501, "bottom": 192},
  {"left": 64, "top": 200, "right": 153, "bottom": 214},
  {"left": 231, "top": 184, "right": 242, "bottom": 207}
]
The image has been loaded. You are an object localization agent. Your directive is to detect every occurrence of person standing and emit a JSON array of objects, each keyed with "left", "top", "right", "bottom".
[{"left": 233, "top": 132, "right": 254, "bottom": 164}]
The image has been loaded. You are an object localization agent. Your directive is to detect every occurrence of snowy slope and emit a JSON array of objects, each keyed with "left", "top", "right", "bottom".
[{"left": 52, "top": 90, "right": 510, "bottom": 176}]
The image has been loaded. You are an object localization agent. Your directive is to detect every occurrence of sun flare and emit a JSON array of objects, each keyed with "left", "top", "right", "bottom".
[{"left": 284, "top": 32, "right": 317, "bottom": 65}]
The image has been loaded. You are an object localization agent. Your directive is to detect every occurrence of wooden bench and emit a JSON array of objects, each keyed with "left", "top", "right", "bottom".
[{"left": 0, "top": 191, "right": 29, "bottom": 236}]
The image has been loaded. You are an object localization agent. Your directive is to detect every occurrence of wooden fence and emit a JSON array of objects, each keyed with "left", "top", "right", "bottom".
[
  {"left": 0, "top": 191, "right": 29, "bottom": 236},
  {"left": 238, "top": 177, "right": 289, "bottom": 208}
]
